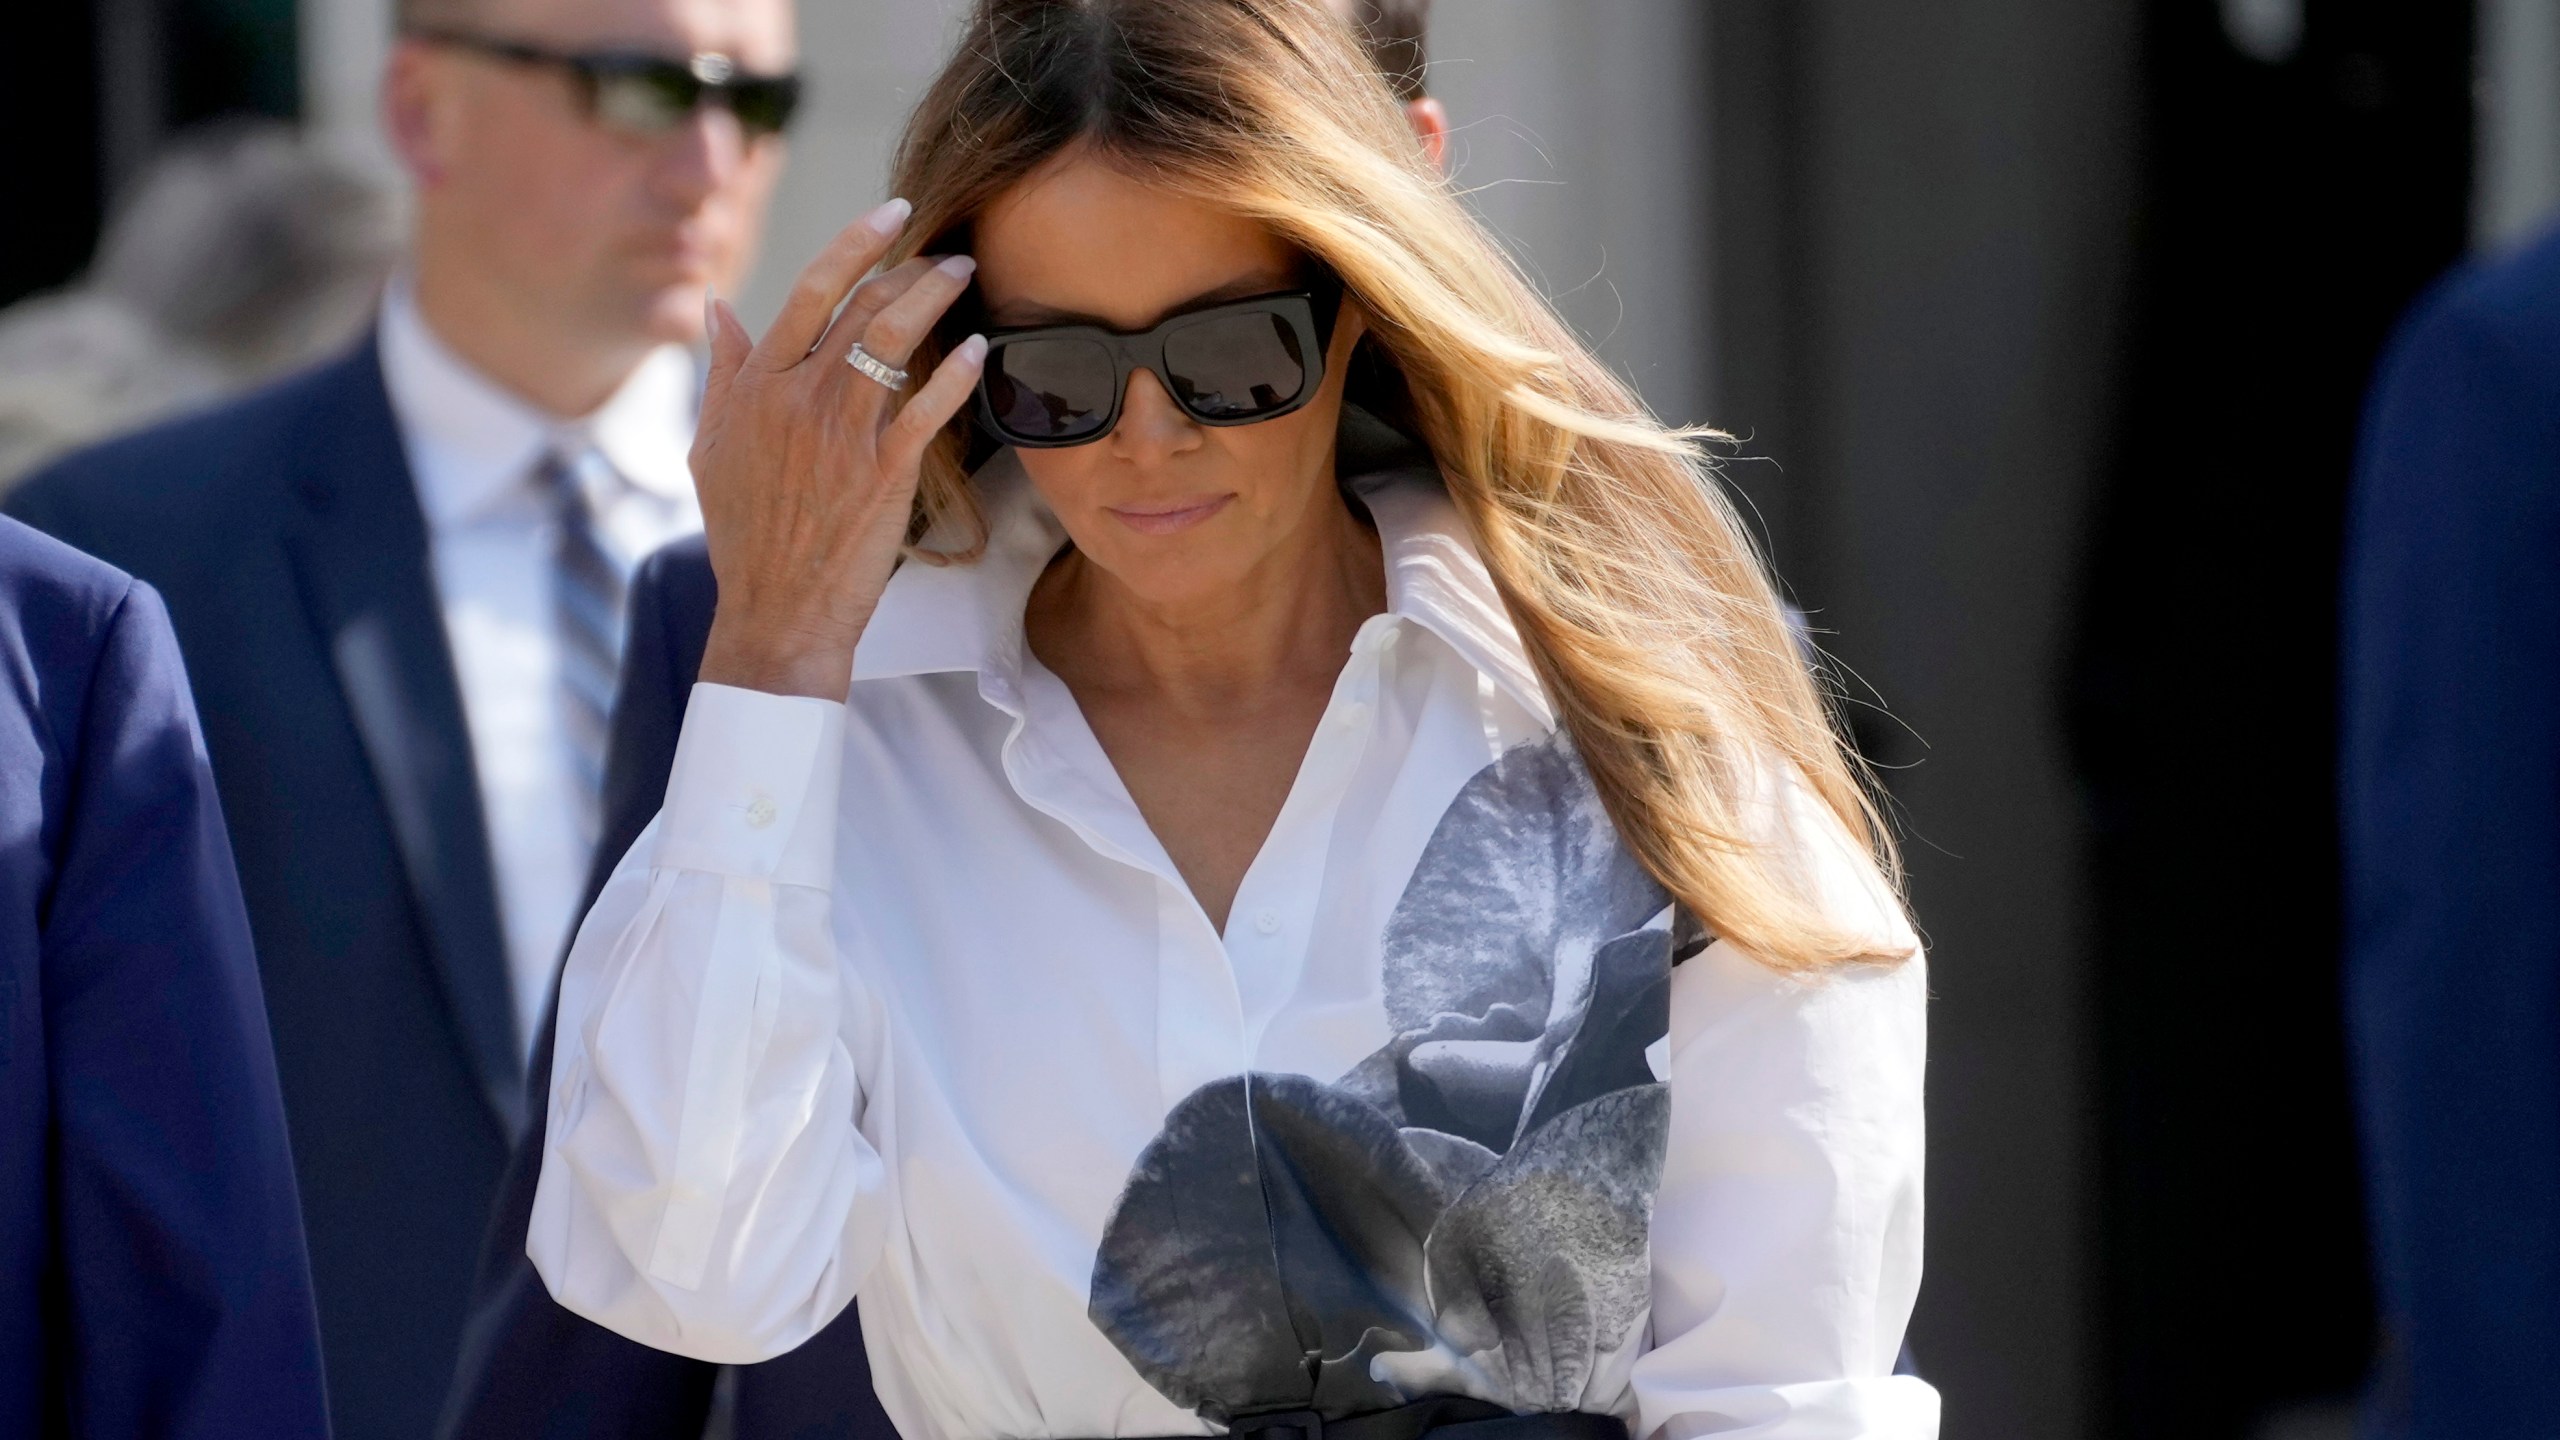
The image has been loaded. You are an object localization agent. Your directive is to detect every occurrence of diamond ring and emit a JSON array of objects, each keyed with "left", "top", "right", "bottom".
[{"left": 845, "top": 343, "right": 908, "bottom": 390}]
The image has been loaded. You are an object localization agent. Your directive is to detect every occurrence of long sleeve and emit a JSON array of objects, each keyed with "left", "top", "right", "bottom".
[
  {"left": 44, "top": 580, "right": 330, "bottom": 1440},
  {"left": 1631, "top": 784, "right": 1937, "bottom": 1439},
  {"left": 530, "top": 681, "right": 891, "bottom": 1364},
  {"left": 2340, "top": 254, "right": 2560, "bottom": 1436}
]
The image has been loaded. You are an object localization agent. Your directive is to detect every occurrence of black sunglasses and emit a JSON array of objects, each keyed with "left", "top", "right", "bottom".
[
  {"left": 972, "top": 275, "right": 1344, "bottom": 448},
  {"left": 407, "top": 27, "right": 802, "bottom": 138}
]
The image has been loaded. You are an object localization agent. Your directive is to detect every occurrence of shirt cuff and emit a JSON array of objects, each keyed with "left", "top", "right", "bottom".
[{"left": 652, "top": 683, "right": 845, "bottom": 890}]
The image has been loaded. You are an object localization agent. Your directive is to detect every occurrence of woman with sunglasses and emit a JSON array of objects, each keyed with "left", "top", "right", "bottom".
[{"left": 528, "top": 2, "right": 1934, "bottom": 1437}]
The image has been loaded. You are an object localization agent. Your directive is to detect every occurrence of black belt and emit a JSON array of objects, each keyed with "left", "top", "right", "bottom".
[{"left": 1174, "top": 1396, "right": 1629, "bottom": 1440}]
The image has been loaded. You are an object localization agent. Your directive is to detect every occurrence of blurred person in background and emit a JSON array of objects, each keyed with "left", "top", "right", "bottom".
[
  {"left": 2341, "top": 218, "right": 2560, "bottom": 1437},
  {"left": 1343, "top": 0, "right": 1448, "bottom": 168},
  {"left": 4, "top": 0, "right": 799, "bottom": 1432},
  {"left": 0, "top": 515, "right": 328, "bottom": 1440},
  {"left": 438, "top": 6, "right": 1464, "bottom": 1438},
  {"left": 0, "top": 120, "right": 400, "bottom": 491}
]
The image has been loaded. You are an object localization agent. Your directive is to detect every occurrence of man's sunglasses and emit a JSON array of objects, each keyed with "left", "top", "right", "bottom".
[
  {"left": 972, "top": 276, "right": 1344, "bottom": 448},
  {"left": 407, "top": 27, "right": 802, "bottom": 138}
]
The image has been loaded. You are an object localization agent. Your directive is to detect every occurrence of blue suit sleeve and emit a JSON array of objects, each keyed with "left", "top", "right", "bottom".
[
  {"left": 43, "top": 579, "right": 331, "bottom": 1440},
  {"left": 2341, "top": 282, "right": 2560, "bottom": 1436}
]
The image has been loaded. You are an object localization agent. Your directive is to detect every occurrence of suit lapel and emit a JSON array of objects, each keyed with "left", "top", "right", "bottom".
[{"left": 282, "top": 342, "right": 526, "bottom": 1137}]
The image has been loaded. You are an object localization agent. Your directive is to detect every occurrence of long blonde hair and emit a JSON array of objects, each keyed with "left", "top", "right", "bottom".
[{"left": 888, "top": 0, "right": 1906, "bottom": 971}]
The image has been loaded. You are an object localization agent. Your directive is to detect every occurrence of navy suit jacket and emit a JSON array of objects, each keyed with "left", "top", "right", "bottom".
[
  {"left": 2342, "top": 221, "right": 2560, "bottom": 1435},
  {"left": 7, "top": 343, "right": 523, "bottom": 1440},
  {"left": 442, "top": 535, "right": 897, "bottom": 1438},
  {"left": 0, "top": 517, "right": 328, "bottom": 1438}
]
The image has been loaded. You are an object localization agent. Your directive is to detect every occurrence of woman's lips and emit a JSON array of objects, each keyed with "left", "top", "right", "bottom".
[{"left": 1105, "top": 495, "right": 1233, "bottom": 536}]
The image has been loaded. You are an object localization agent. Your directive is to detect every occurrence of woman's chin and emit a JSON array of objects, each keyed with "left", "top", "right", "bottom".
[{"left": 1073, "top": 545, "right": 1259, "bottom": 614}]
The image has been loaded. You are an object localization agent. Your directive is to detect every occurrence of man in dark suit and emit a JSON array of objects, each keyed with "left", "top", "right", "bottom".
[
  {"left": 6, "top": 0, "right": 798, "bottom": 1432},
  {"left": 2342, "top": 220, "right": 2560, "bottom": 1437},
  {"left": 0, "top": 516, "right": 329, "bottom": 1439}
]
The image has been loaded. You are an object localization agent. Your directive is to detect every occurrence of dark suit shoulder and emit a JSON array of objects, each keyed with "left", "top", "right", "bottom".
[
  {"left": 0, "top": 515, "right": 144, "bottom": 709},
  {"left": 4, "top": 341, "right": 383, "bottom": 558},
  {"left": 2386, "top": 222, "right": 2560, "bottom": 396},
  {"left": 0, "top": 517, "right": 147, "bottom": 842},
  {"left": 2448, "top": 221, "right": 2560, "bottom": 334},
  {"left": 0, "top": 514, "right": 137, "bottom": 619}
]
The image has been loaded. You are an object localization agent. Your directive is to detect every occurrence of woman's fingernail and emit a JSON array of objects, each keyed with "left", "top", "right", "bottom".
[
  {"left": 956, "top": 334, "right": 988, "bottom": 363},
  {"left": 936, "top": 255, "right": 977, "bottom": 281},
  {"left": 865, "top": 197, "right": 913, "bottom": 236}
]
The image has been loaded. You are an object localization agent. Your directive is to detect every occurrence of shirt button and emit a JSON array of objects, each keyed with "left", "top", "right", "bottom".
[
  {"left": 1254, "top": 911, "right": 1281, "bottom": 936},
  {"left": 744, "top": 791, "right": 778, "bottom": 829}
]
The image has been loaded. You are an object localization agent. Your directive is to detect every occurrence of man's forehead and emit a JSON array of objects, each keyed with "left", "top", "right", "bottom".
[{"left": 495, "top": 0, "right": 796, "bottom": 67}]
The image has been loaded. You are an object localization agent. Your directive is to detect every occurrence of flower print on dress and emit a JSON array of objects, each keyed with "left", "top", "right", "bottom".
[{"left": 1088, "top": 733, "right": 1698, "bottom": 1425}]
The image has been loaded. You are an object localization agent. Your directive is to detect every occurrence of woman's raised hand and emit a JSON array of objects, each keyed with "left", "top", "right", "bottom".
[{"left": 694, "top": 198, "right": 987, "bottom": 700}]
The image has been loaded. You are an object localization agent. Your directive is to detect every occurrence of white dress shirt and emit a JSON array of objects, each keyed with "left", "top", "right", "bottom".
[
  {"left": 530, "top": 459, "right": 1939, "bottom": 1439},
  {"left": 378, "top": 284, "right": 704, "bottom": 1048}
]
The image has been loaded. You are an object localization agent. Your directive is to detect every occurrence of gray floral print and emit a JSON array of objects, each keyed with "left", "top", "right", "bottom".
[{"left": 1088, "top": 734, "right": 1697, "bottom": 1425}]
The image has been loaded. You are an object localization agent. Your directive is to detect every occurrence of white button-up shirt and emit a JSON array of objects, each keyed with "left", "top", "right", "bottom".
[
  {"left": 377, "top": 284, "right": 703, "bottom": 1044},
  {"left": 530, "top": 461, "right": 1938, "bottom": 1439}
]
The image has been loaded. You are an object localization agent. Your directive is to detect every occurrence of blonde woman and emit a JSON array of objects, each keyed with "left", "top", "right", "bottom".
[{"left": 529, "top": 2, "right": 1935, "bottom": 1436}]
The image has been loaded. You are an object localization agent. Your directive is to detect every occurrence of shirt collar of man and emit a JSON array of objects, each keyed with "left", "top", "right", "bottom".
[
  {"left": 850, "top": 447, "right": 1555, "bottom": 730},
  {"left": 377, "top": 278, "right": 699, "bottom": 529}
]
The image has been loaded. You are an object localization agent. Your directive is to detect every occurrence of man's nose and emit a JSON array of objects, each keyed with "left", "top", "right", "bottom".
[
  {"left": 1110, "top": 369, "right": 1205, "bottom": 462},
  {"left": 653, "top": 105, "right": 751, "bottom": 206}
]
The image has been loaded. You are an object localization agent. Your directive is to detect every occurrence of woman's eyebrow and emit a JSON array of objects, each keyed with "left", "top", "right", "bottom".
[{"left": 987, "top": 272, "right": 1298, "bottom": 329}]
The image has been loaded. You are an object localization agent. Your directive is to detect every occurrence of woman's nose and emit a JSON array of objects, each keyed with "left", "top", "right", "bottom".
[{"left": 1109, "top": 368, "right": 1204, "bottom": 461}]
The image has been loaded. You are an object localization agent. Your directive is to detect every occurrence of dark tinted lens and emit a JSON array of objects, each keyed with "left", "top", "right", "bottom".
[
  {"left": 590, "top": 64, "right": 698, "bottom": 132},
  {"left": 729, "top": 76, "right": 800, "bottom": 135},
  {"left": 986, "top": 337, "right": 1119, "bottom": 442},
  {"left": 1162, "top": 310, "right": 1308, "bottom": 421}
]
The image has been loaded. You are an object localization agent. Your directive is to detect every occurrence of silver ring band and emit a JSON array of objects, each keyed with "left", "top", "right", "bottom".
[{"left": 845, "top": 343, "right": 909, "bottom": 390}]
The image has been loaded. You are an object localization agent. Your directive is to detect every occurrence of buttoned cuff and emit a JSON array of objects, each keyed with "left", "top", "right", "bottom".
[{"left": 652, "top": 683, "right": 845, "bottom": 890}]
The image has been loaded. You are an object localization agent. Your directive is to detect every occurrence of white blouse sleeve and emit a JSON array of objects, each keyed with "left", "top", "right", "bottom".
[
  {"left": 527, "top": 682, "right": 890, "bottom": 1365},
  {"left": 1630, "top": 782, "right": 1939, "bottom": 1439}
]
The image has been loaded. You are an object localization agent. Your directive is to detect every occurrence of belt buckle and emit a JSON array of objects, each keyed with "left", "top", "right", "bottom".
[{"left": 1231, "top": 1409, "right": 1325, "bottom": 1440}]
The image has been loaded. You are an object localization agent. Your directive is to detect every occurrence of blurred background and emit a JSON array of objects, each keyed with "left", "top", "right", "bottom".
[{"left": 4, "top": 1, "right": 2556, "bottom": 1437}]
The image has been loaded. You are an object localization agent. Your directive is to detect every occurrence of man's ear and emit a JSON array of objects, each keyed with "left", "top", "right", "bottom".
[
  {"left": 382, "top": 41, "right": 453, "bottom": 188},
  {"left": 1404, "top": 97, "right": 1450, "bottom": 171}
]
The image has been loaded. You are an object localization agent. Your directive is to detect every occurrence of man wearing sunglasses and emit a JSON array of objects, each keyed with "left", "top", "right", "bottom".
[{"left": 6, "top": 0, "right": 798, "bottom": 1436}]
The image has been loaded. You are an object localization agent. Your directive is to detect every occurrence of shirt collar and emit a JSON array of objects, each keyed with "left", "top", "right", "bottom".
[
  {"left": 377, "top": 279, "right": 699, "bottom": 529},
  {"left": 1355, "top": 468, "right": 1552, "bottom": 727},
  {"left": 849, "top": 441, "right": 1553, "bottom": 728}
]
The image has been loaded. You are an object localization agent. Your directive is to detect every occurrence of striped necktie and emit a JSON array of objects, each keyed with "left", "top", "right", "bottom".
[{"left": 537, "top": 447, "right": 627, "bottom": 847}]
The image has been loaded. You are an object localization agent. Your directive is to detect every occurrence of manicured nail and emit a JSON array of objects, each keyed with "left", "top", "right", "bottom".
[
  {"left": 936, "top": 255, "right": 977, "bottom": 281},
  {"left": 702, "top": 288, "right": 717, "bottom": 331},
  {"left": 955, "top": 334, "right": 988, "bottom": 363},
  {"left": 864, "top": 197, "right": 913, "bottom": 236}
]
